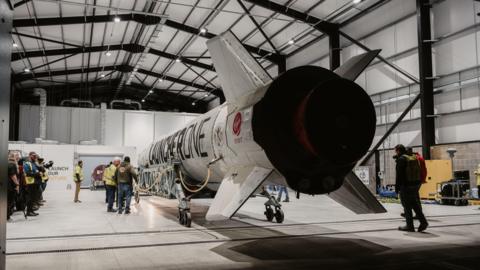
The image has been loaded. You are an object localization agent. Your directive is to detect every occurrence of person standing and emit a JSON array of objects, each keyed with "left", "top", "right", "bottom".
[
  {"left": 7, "top": 153, "right": 20, "bottom": 220},
  {"left": 74, "top": 160, "right": 84, "bottom": 203},
  {"left": 394, "top": 144, "right": 428, "bottom": 232},
  {"left": 114, "top": 156, "right": 137, "bottom": 214},
  {"left": 276, "top": 185, "right": 290, "bottom": 202},
  {"left": 474, "top": 164, "right": 480, "bottom": 199},
  {"left": 23, "top": 152, "right": 41, "bottom": 216},
  {"left": 104, "top": 157, "right": 121, "bottom": 212}
]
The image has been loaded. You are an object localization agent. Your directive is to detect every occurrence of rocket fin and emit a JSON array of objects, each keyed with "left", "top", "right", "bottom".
[
  {"left": 206, "top": 166, "right": 273, "bottom": 221},
  {"left": 328, "top": 171, "right": 387, "bottom": 214},
  {"left": 207, "top": 31, "right": 272, "bottom": 103},
  {"left": 334, "top": 50, "right": 381, "bottom": 81}
]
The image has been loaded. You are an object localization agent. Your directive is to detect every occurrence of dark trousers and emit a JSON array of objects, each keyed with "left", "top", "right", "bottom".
[
  {"left": 25, "top": 184, "right": 38, "bottom": 213},
  {"left": 106, "top": 185, "right": 117, "bottom": 210},
  {"left": 400, "top": 184, "right": 427, "bottom": 228},
  {"left": 7, "top": 189, "right": 17, "bottom": 219},
  {"left": 117, "top": 183, "right": 132, "bottom": 211}
]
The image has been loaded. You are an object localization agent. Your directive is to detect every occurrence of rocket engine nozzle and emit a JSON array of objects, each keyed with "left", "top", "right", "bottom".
[{"left": 252, "top": 66, "right": 376, "bottom": 195}]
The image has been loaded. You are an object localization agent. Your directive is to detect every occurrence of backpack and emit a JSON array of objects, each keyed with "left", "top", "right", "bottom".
[
  {"left": 403, "top": 154, "right": 421, "bottom": 183},
  {"left": 415, "top": 153, "right": 428, "bottom": 183}
]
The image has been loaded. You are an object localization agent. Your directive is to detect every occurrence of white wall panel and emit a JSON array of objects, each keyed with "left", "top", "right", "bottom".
[
  {"left": 434, "top": 31, "right": 477, "bottom": 75},
  {"left": 124, "top": 112, "right": 154, "bottom": 154},
  {"left": 437, "top": 110, "right": 480, "bottom": 143},
  {"left": 70, "top": 108, "right": 100, "bottom": 144},
  {"left": 395, "top": 16, "right": 417, "bottom": 52},
  {"left": 461, "top": 85, "right": 480, "bottom": 110},
  {"left": 46, "top": 106, "right": 71, "bottom": 143},
  {"left": 19, "top": 105, "right": 40, "bottom": 142},
  {"left": 365, "top": 26, "right": 395, "bottom": 58},
  {"left": 365, "top": 64, "right": 398, "bottom": 95},
  {"left": 105, "top": 110, "right": 124, "bottom": 146},
  {"left": 433, "top": 0, "right": 475, "bottom": 38},
  {"left": 154, "top": 112, "right": 197, "bottom": 140}
]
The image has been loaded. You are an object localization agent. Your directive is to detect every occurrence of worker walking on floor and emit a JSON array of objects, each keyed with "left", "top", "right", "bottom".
[
  {"left": 104, "top": 157, "right": 121, "bottom": 212},
  {"left": 23, "top": 152, "right": 41, "bottom": 216},
  {"left": 394, "top": 144, "right": 429, "bottom": 232},
  {"left": 114, "top": 156, "right": 138, "bottom": 215},
  {"left": 74, "top": 160, "right": 84, "bottom": 203}
]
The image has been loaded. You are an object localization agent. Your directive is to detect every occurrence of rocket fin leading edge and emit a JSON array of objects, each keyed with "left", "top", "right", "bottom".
[
  {"left": 334, "top": 49, "right": 381, "bottom": 81},
  {"left": 206, "top": 31, "right": 272, "bottom": 104},
  {"left": 328, "top": 172, "right": 387, "bottom": 214},
  {"left": 206, "top": 166, "right": 273, "bottom": 221}
]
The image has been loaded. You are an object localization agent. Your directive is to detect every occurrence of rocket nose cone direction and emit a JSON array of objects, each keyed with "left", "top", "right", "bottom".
[{"left": 298, "top": 78, "right": 377, "bottom": 165}]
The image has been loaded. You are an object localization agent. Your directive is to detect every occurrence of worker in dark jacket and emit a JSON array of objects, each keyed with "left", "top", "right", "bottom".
[
  {"left": 394, "top": 144, "right": 428, "bottom": 232},
  {"left": 7, "top": 153, "right": 20, "bottom": 220},
  {"left": 114, "top": 156, "right": 137, "bottom": 214}
]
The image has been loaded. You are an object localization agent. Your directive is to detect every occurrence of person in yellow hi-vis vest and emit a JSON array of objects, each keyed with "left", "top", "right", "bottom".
[
  {"left": 104, "top": 157, "right": 121, "bottom": 212},
  {"left": 23, "top": 152, "right": 41, "bottom": 216},
  {"left": 74, "top": 160, "right": 84, "bottom": 203}
]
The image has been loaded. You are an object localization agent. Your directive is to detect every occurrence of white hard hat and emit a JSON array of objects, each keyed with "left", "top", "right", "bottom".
[{"left": 113, "top": 157, "right": 122, "bottom": 161}]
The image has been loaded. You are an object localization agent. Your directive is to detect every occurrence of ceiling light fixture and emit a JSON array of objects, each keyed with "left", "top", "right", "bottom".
[
  {"left": 100, "top": 74, "right": 105, "bottom": 78},
  {"left": 114, "top": 16, "right": 121, "bottom": 23},
  {"left": 149, "top": 90, "right": 153, "bottom": 94},
  {"left": 288, "top": 39, "right": 295, "bottom": 45},
  {"left": 175, "top": 58, "right": 181, "bottom": 63},
  {"left": 353, "top": 0, "right": 362, "bottom": 4},
  {"left": 13, "top": 42, "right": 18, "bottom": 48},
  {"left": 24, "top": 68, "right": 30, "bottom": 73},
  {"left": 105, "top": 51, "right": 112, "bottom": 57},
  {"left": 141, "top": 99, "right": 145, "bottom": 103},
  {"left": 200, "top": 28, "right": 207, "bottom": 34},
  {"left": 192, "top": 102, "right": 196, "bottom": 106}
]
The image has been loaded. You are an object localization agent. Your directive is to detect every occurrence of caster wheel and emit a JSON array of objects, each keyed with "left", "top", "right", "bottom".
[
  {"left": 265, "top": 206, "right": 274, "bottom": 222},
  {"left": 178, "top": 210, "right": 192, "bottom": 227},
  {"left": 274, "top": 208, "right": 284, "bottom": 223}
]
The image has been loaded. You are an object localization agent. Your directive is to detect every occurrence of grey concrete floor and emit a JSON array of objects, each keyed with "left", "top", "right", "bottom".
[{"left": 5, "top": 186, "right": 480, "bottom": 270}]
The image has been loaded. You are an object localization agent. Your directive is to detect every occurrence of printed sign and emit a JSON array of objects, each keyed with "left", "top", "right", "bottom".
[{"left": 354, "top": 166, "right": 370, "bottom": 185}]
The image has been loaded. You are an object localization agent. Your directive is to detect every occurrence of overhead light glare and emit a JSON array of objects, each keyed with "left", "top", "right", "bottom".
[
  {"left": 149, "top": 90, "right": 153, "bottom": 94},
  {"left": 24, "top": 68, "right": 30, "bottom": 73},
  {"left": 114, "top": 16, "right": 121, "bottom": 23},
  {"left": 353, "top": 0, "right": 362, "bottom": 4},
  {"left": 13, "top": 42, "right": 18, "bottom": 48},
  {"left": 200, "top": 28, "right": 207, "bottom": 34},
  {"left": 141, "top": 99, "right": 145, "bottom": 102},
  {"left": 105, "top": 51, "right": 112, "bottom": 57},
  {"left": 288, "top": 39, "right": 295, "bottom": 45},
  {"left": 175, "top": 58, "right": 181, "bottom": 63},
  {"left": 100, "top": 74, "right": 105, "bottom": 78},
  {"left": 192, "top": 102, "right": 196, "bottom": 106}
]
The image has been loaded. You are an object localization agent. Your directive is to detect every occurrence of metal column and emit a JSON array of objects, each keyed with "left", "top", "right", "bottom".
[
  {"left": 329, "top": 29, "right": 341, "bottom": 70},
  {"left": 277, "top": 55, "right": 287, "bottom": 74},
  {"left": 417, "top": 0, "right": 435, "bottom": 160},
  {"left": 0, "top": 1, "right": 13, "bottom": 269}
]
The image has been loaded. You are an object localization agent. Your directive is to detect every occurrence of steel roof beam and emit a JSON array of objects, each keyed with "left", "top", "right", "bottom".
[
  {"left": 13, "top": 64, "right": 224, "bottom": 100},
  {"left": 11, "top": 43, "right": 215, "bottom": 71},
  {"left": 13, "top": 14, "right": 282, "bottom": 64}
]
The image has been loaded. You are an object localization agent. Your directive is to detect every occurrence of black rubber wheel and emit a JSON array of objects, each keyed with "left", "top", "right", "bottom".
[
  {"left": 185, "top": 211, "right": 192, "bottom": 228},
  {"left": 454, "top": 199, "right": 461, "bottom": 206},
  {"left": 179, "top": 209, "right": 185, "bottom": 225},
  {"left": 265, "top": 207, "right": 274, "bottom": 222},
  {"left": 274, "top": 208, "right": 284, "bottom": 223}
]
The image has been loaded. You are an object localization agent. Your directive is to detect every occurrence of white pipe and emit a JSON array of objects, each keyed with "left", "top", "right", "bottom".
[
  {"left": 33, "top": 88, "right": 47, "bottom": 139},
  {"left": 100, "top": 103, "right": 107, "bottom": 145},
  {"left": 110, "top": 99, "right": 142, "bottom": 110},
  {"left": 60, "top": 98, "right": 94, "bottom": 108}
]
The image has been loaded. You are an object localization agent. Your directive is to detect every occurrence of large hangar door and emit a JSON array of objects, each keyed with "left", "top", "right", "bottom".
[{"left": 78, "top": 155, "right": 119, "bottom": 188}]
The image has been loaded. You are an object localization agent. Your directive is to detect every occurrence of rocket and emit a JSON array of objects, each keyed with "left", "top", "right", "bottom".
[{"left": 139, "top": 31, "right": 386, "bottom": 221}]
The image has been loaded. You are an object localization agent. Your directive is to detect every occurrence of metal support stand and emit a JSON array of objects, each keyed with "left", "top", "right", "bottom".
[
  {"left": 173, "top": 162, "right": 191, "bottom": 227},
  {"left": 260, "top": 189, "right": 284, "bottom": 223}
]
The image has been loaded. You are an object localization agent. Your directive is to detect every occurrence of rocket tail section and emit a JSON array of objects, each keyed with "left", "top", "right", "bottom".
[
  {"left": 206, "top": 166, "right": 273, "bottom": 221},
  {"left": 206, "top": 31, "right": 272, "bottom": 104}
]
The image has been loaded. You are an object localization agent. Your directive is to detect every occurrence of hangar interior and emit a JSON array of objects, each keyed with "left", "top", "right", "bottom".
[{"left": 1, "top": 0, "right": 480, "bottom": 269}]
